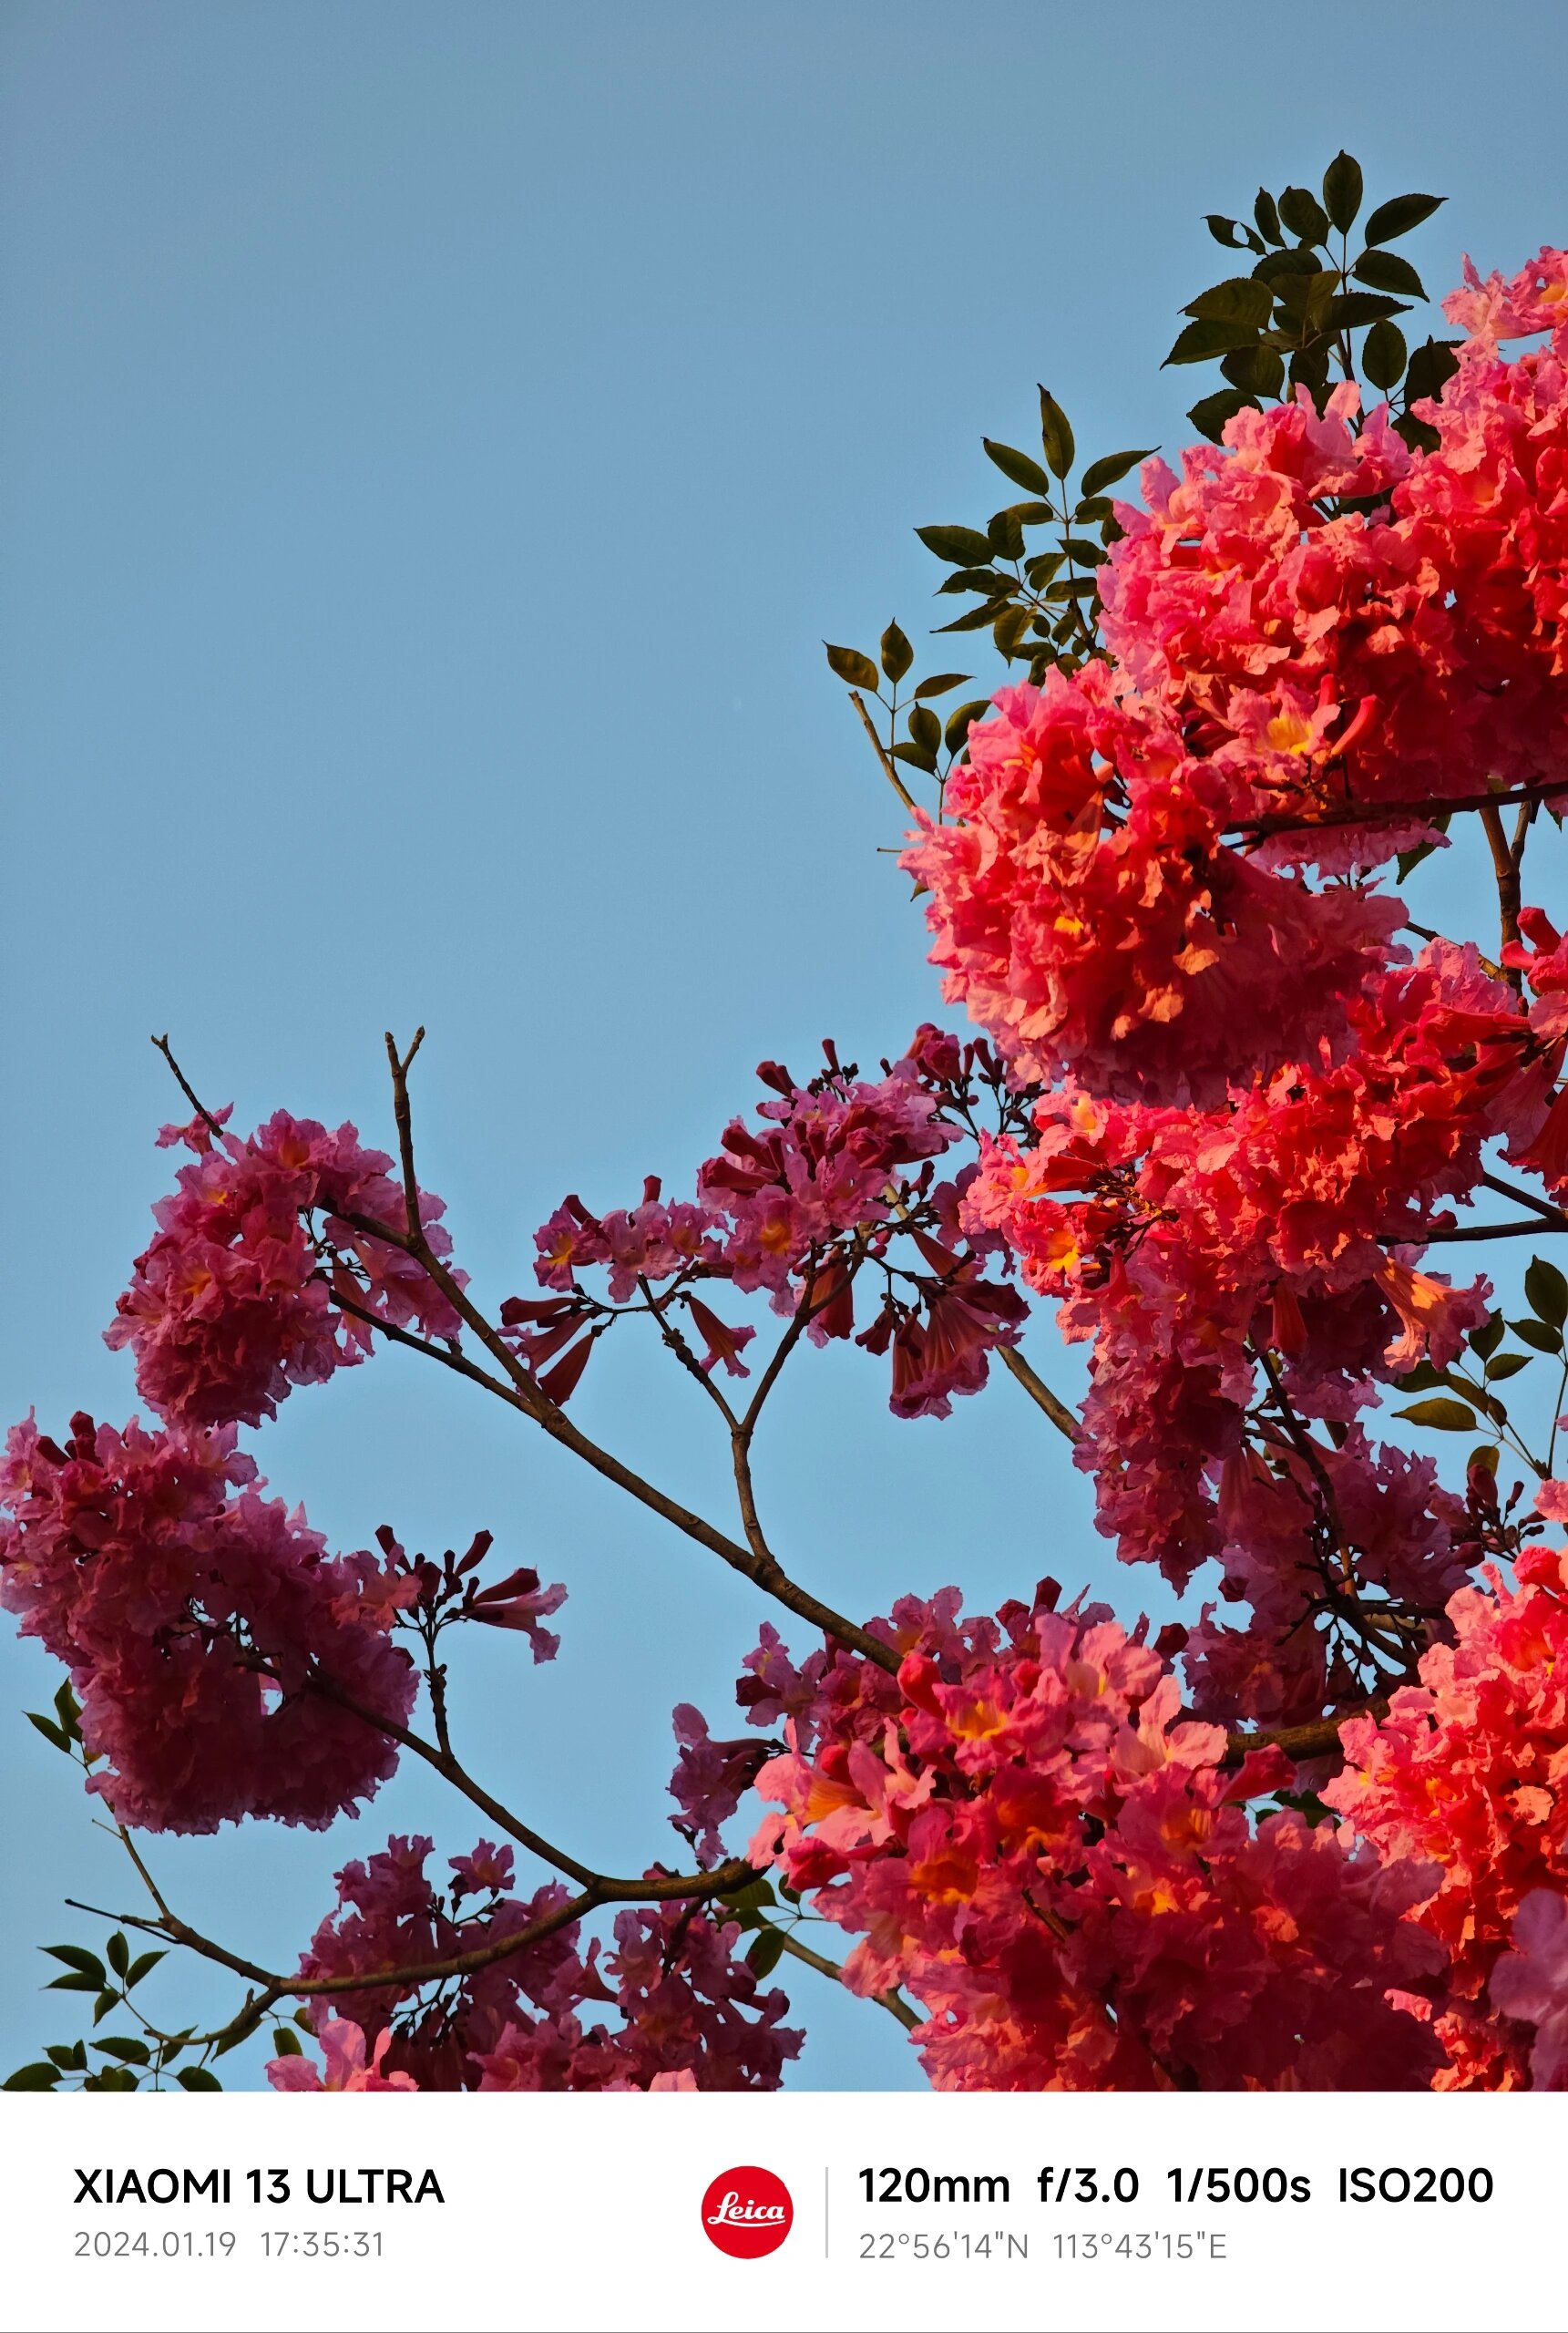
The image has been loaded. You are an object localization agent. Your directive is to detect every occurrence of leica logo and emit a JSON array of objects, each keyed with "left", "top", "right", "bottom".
[{"left": 700, "top": 2166, "right": 794, "bottom": 2257}]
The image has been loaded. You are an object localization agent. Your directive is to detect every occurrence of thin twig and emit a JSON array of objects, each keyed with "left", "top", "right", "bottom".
[
  {"left": 771, "top": 1929, "right": 921, "bottom": 2032},
  {"left": 1231, "top": 778, "right": 1568, "bottom": 840},
  {"left": 149, "top": 1036, "right": 226, "bottom": 1140},
  {"left": 848, "top": 690, "right": 917, "bottom": 812},
  {"left": 1480, "top": 1170, "right": 1568, "bottom": 1227},
  {"left": 1000, "top": 1346, "right": 1081, "bottom": 1442}
]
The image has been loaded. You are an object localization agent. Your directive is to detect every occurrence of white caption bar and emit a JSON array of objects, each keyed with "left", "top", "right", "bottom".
[{"left": 0, "top": 2090, "right": 1558, "bottom": 2333}]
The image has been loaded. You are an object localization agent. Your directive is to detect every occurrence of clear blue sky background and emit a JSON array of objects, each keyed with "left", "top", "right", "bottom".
[{"left": 3, "top": 1, "right": 1565, "bottom": 2091}]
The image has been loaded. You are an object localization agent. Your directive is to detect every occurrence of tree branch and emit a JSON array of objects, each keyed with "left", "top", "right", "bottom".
[
  {"left": 849, "top": 690, "right": 917, "bottom": 813},
  {"left": 1000, "top": 1346, "right": 1082, "bottom": 1441},
  {"left": 1231, "top": 778, "right": 1568, "bottom": 841}
]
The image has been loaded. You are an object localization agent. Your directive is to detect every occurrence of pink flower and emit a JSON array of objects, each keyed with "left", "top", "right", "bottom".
[
  {"left": 108, "top": 1113, "right": 466, "bottom": 1429},
  {"left": 1490, "top": 1891, "right": 1568, "bottom": 2089},
  {"left": 266, "top": 2016, "right": 418, "bottom": 2092},
  {"left": 0, "top": 1413, "right": 415, "bottom": 1833}
]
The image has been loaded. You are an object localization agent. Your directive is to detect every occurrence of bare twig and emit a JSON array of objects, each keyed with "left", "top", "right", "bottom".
[
  {"left": 771, "top": 1928, "right": 921, "bottom": 2032},
  {"left": 1000, "top": 1346, "right": 1082, "bottom": 1442},
  {"left": 848, "top": 690, "right": 917, "bottom": 813}
]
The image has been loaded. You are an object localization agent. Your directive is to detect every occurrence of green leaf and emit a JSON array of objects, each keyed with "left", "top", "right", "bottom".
[
  {"left": 46, "top": 2041, "right": 87, "bottom": 2071},
  {"left": 42, "top": 1945, "right": 106, "bottom": 1981},
  {"left": 1074, "top": 494, "right": 1113, "bottom": 523},
  {"left": 879, "top": 622, "right": 913, "bottom": 684},
  {"left": 911, "top": 673, "right": 970, "bottom": 700},
  {"left": 1322, "top": 151, "right": 1363, "bottom": 234},
  {"left": 907, "top": 704, "right": 941, "bottom": 755},
  {"left": 1253, "top": 188, "right": 1284, "bottom": 246},
  {"left": 992, "top": 605, "right": 1033, "bottom": 656},
  {"left": 1353, "top": 249, "right": 1429, "bottom": 301},
  {"left": 876, "top": 620, "right": 914, "bottom": 681},
  {"left": 54, "top": 1680, "right": 81, "bottom": 1735},
  {"left": 1325, "top": 292, "right": 1410, "bottom": 331},
  {"left": 1038, "top": 387, "right": 1074, "bottom": 478},
  {"left": 1023, "top": 550, "right": 1064, "bottom": 587},
  {"left": 4, "top": 2063, "right": 62, "bottom": 2091},
  {"left": 1205, "top": 213, "right": 1261, "bottom": 252},
  {"left": 1184, "top": 275, "right": 1274, "bottom": 331},
  {"left": 1188, "top": 388, "right": 1257, "bottom": 443},
  {"left": 916, "top": 523, "right": 995, "bottom": 567},
  {"left": 745, "top": 1927, "right": 785, "bottom": 1979},
  {"left": 1221, "top": 344, "right": 1286, "bottom": 396},
  {"left": 999, "top": 499, "right": 1057, "bottom": 528},
  {"left": 1394, "top": 412, "right": 1440, "bottom": 456},
  {"left": 988, "top": 509, "right": 1025, "bottom": 562},
  {"left": 1511, "top": 1317, "right": 1564, "bottom": 1355},
  {"left": 891, "top": 740, "right": 938, "bottom": 775},
  {"left": 1395, "top": 838, "right": 1440, "bottom": 882},
  {"left": 1079, "top": 448, "right": 1156, "bottom": 499},
  {"left": 1363, "top": 191, "right": 1445, "bottom": 246},
  {"left": 1278, "top": 185, "right": 1330, "bottom": 245},
  {"left": 937, "top": 565, "right": 1015, "bottom": 596},
  {"left": 1362, "top": 319, "right": 1409, "bottom": 394},
  {"left": 106, "top": 1932, "right": 130, "bottom": 1981},
  {"left": 1394, "top": 1360, "right": 1445, "bottom": 1393},
  {"left": 1164, "top": 315, "right": 1265, "bottom": 366},
  {"left": 25, "top": 1712, "right": 70, "bottom": 1752},
  {"left": 46, "top": 1970, "right": 103, "bottom": 1993},
  {"left": 824, "top": 642, "right": 879, "bottom": 691},
  {"left": 1061, "top": 538, "right": 1107, "bottom": 566},
  {"left": 89, "top": 2066, "right": 140, "bottom": 2092},
  {"left": 1405, "top": 337, "right": 1461, "bottom": 406},
  {"left": 1526, "top": 1257, "right": 1568, "bottom": 1327},
  {"left": 1468, "top": 1444, "right": 1502, "bottom": 1479},
  {"left": 1394, "top": 1397, "right": 1480, "bottom": 1432},
  {"left": 272, "top": 2027, "right": 304, "bottom": 2058},
  {"left": 93, "top": 2036, "right": 151, "bottom": 2066},
  {"left": 982, "top": 438, "right": 1053, "bottom": 498},
  {"left": 124, "top": 1951, "right": 166, "bottom": 1990},
  {"left": 944, "top": 698, "right": 993, "bottom": 754},
  {"left": 934, "top": 601, "right": 1007, "bottom": 634},
  {"left": 179, "top": 2065, "right": 224, "bottom": 2090},
  {"left": 92, "top": 1989, "right": 118, "bottom": 2025},
  {"left": 1469, "top": 1311, "right": 1506, "bottom": 1361},
  {"left": 1485, "top": 1351, "right": 1532, "bottom": 1382},
  {"left": 1252, "top": 245, "right": 1326, "bottom": 284}
]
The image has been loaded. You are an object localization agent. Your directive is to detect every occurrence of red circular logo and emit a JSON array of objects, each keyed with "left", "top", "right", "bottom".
[{"left": 701, "top": 2164, "right": 794, "bottom": 2258}]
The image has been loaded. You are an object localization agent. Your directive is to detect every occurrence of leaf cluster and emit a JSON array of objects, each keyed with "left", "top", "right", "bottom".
[{"left": 1178, "top": 155, "right": 1458, "bottom": 448}]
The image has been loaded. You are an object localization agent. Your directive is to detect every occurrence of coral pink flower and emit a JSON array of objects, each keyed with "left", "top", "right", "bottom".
[{"left": 266, "top": 2016, "right": 418, "bottom": 2092}]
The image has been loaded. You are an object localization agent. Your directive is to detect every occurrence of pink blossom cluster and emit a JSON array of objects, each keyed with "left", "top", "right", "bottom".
[
  {"left": 904, "top": 664, "right": 1409, "bottom": 1106},
  {"left": 0, "top": 1413, "right": 415, "bottom": 1831},
  {"left": 1327, "top": 1544, "right": 1568, "bottom": 2089},
  {"left": 285, "top": 1833, "right": 800, "bottom": 2091},
  {"left": 737, "top": 1585, "right": 1444, "bottom": 2090},
  {"left": 107, "top": 1111, "right": 466, "bottom": 1429},
  {"left": 525, "top": 1044, "right": 1028, "bottom": 1419},
  {"left": 909, "top": 261, "right": 1568, "bottom": 1110},
  {"left": 963, "top": 942, "right": 1543, "bottom": 1616}
]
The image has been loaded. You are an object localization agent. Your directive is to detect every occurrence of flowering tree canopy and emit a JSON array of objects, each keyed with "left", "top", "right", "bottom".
[{"left": 9, "top": 155, "right": 1568, "bottom": 2094}]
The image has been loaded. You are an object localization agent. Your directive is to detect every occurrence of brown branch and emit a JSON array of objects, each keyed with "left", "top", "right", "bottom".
[
  {"left": 1478, "top": 801, "right": 1524, "bottom": 985},
  {"left": 1419, "top": 1218, "right": 1564, "bottom": 1243},
  {"left": 1230, "top": 778, "right": 1568, "bottom": 841},
  {"left": 849, "top": 689, "right": 917, "bottom": 812},
  {"left": 1480, "top": 1170, "right": 1568, "bottom": 1227},
  {"left": 351, "top": 1043, "right": 901, "bottom": 1671},
  {"left": 771, "top": 1929, "right": 921, "bottom": 2032},
  {"left": 149, "top": 1035, "right": 227, "bottom": 1140},
  {"left": 1223, "top": 1698, "right": 1389, "bottom": 1769},
  {"left": 71, "top": 1862, "right": 751, "bottom": 2034},
  {"left": 1000, "top": 1345, "right": 1082, "bottom": 1442}
]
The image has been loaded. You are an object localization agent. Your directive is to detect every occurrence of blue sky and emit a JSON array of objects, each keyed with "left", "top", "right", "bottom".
[{"left": 3, "top": 0, "right": 1565, "bottom": 2090}]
